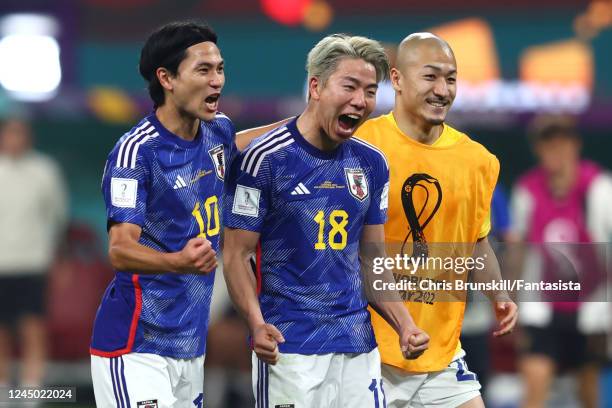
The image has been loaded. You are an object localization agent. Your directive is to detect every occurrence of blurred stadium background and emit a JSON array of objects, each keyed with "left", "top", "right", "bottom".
[{"left": 0, "top": 0, "right": 610, "bottom": 407}]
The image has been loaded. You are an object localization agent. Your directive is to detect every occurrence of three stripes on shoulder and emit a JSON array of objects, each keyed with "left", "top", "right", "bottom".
[
  {"left": 241, "top": 126, "right": 293, "bottom": 177},
  {"left": 116, "top": 120, "right": 158, "bottom": 169}
]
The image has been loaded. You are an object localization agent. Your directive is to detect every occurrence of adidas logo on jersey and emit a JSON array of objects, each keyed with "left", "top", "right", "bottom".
[
  {"left": 173, "top": 175, "right": 187, "bottom": 190},
  {"left": 290, "top": 183, "right": 311, "bottom": 195}
]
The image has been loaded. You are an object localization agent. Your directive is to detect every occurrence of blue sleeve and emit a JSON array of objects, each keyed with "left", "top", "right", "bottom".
[
  {"left": 364, "top": 154, "right": 389, "bottom": 225},
  {"left": 222, "top": 149, "right": 273, "bottom": 233},
  {"left": 491, "top": 187, "right": 511, "bottom": 234},
  {"left": 218, "top": 113, "right": 238, "bottom": 164},
  {"left": 228, "top": 140, "right": 239, "bottom": 167},
  {"left": 101, "top": 144, "right": 150, "bottom": 229}
]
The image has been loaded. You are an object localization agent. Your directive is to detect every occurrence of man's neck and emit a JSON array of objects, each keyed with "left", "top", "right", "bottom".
[
  {"left": 392, "top": 107, "right": 443, "bottom": 145},
  {"left": 548, "top": 164, "right": 578, "bottom": 198},
  {"left": 296, "top": 107, "right": 339, "bottom": 151},
  {"left": 155, "top": 104, "right": 200, "bottom": 141}
]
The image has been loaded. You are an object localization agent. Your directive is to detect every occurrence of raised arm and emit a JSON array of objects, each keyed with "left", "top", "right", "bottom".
[
  {"left": 236, "top": 117, "right": 293, "bottom": 151},
  {"left": 108, "top": 222, "right": 217, "bottom": 274}
]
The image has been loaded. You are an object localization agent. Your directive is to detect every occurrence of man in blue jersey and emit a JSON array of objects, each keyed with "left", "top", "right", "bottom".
[
  {"left": 90, "top": 21, "right": 236, "bottom": 408},
  {"left": 223, "top": 34, "right": 429, "bottom": 407}
]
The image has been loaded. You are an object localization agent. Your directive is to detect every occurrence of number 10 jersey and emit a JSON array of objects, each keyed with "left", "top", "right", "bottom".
[{"left": 91, "top": 112, "right": 236, "bottom": 359}]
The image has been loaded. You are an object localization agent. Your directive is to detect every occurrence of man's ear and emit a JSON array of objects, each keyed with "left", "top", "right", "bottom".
[
  {"left": 390, "top": 67, "right": 402, "bottom": 93},
  {"left": 156, "top": 67, "right": 173, "bottom": 92},
  {"left": 308, "top": 76, "right": 322, "bottom": 101}
]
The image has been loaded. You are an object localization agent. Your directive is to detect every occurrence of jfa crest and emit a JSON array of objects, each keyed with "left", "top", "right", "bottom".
[
  {"left": 208, "top": 145, "right": 225, "bottom": 180},
  {"left": 137, "top": 400, "right": 158, "bottom": 408},
  {"left": 345, "top": 168, "right": 368, "bottom": 201}
]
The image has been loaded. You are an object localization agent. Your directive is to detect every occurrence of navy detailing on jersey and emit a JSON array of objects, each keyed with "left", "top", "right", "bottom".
[
  {"left": 92, "top": 112, "right": 236, "bottom": 358},
  {"left": 224, "top": 117, "right": 389, "bottom": 354},
  {"left": 116, "top": 121, "right": 158, "bottom": 169},
  {"left": 241, "top": 126, "right": 293, "bottom": 177}
]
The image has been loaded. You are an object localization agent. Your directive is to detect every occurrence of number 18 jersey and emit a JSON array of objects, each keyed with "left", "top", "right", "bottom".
[{"left": 223, "top": 118, "right": 389, "bottom": 354}]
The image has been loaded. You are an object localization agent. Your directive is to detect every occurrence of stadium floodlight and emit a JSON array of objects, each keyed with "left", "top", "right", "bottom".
[{"left": 0, "top": 13, "right": 62, "bottom": 102}]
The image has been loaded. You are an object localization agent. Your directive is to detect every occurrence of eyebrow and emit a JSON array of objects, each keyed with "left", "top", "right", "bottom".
[
  {"left": 343, "top": 76, "right": 378, "bottom": 89},
  {"left": 423, "top": 64, "right": 457, "bottom": 75},
  {"left": 195, "top": 60, "right": 224, "bottom": 69}
]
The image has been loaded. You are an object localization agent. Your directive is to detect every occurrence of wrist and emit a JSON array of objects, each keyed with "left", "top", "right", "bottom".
[
  {"left": 389, "top": 303, "right": 415, "bottom": 334},
  {"left": 398, "top": 313, "right": 416, "bottom": 334},
  {"left": 166, "top": 252, "right": 182, "bottom": 273},
  {"left": 247, "top": 312, "right": 265, "bottom": 333},
  {"left": 493, "top": 291, "right": 512, "bottom": 303}
]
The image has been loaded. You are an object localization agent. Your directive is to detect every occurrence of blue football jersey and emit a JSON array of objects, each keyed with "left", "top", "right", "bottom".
[
  {"left": 223, "top": 118, "right": 389, "bottom": 354},
  {"left": 91, "top": 112, "right": 236, "bottom": 358}
]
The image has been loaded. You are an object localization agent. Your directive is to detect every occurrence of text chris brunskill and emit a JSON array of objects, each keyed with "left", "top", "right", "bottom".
[{"left": 371, "top": 279, "right": 582, "bottom": 292}]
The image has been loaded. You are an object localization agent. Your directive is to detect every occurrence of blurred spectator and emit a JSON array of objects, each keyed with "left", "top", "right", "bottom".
[
  {"left": 46, "top": 223, "right": 113, "bottom": 361},
  {"left": 0, "top": 118, "right": 68, "bottom": 387},
  {"left": 203, "top": 261, "right": 255, "bottom": 408},
  {"left": 204, "top": 309, "right": 254, "bottom": 408},
  {"left": 511, "top": 115, "right": 612, "bottom": 408}
]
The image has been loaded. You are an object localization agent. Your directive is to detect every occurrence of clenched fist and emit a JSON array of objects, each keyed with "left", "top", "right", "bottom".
[
  {"left": 252, "top": 323, "right": 285, "bottom": 365},
  {"left": 175, "top": 237, "right": 217, "bottom": 274}
]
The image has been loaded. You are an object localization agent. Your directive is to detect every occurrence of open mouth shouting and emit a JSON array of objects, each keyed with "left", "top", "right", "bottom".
[
  {"left": 337, "top": 113, "right": 362, "bottom": 137},
  {"left": 204, "top": 93, "right": 221, "bottom": 113}
]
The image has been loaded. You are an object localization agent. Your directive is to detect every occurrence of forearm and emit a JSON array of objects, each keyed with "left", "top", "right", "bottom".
[
  {"left": 236, "top": 117, "right": 293, "bottom": 151},
  {"left": 109, "top": 238, "right": 180, "bottom": 274},
  {"left": 472, "top": 237, "right": 511, "bottom": 302},
  {"left": 223, "top": 251, "right": 265, "bottom": 332},
  {"left": 361, "top": 241, "right": 414, "bottom": 334},
  {"left": 369, "top": 294, "right": 414, "bottom": 334}
]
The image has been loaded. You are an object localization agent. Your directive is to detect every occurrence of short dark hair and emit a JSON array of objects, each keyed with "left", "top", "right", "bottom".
[
  {"left": 139, "top": 21, "right": 218, "bottom": 108},
  {"left": 527, "top": 114, "right": 581, "bottom": 145}
]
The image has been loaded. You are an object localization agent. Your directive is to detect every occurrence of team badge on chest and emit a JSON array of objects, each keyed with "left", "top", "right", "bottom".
[
  {"left": 345, "top": 168, "right": 369, "bottom": 201},
  {"left": 208, "top": 145, "right": 225, "bottom": 180}
]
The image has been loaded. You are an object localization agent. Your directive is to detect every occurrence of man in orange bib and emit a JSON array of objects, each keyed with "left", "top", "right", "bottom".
[{"left": 353, "top": 33, "right": 518, "bottom": 408}]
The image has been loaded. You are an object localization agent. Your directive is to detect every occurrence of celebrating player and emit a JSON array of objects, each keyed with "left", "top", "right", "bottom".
[
  {"left": 90, "top": 21, "right": 235, "bottom": 408},
  {"left": 354, "top": 33, "right": 518, "bottom": 408},
  {"left": 223, "top": 34, "right": 428, "bottom": 407},
  {"left": 237, "top": 32, "right": 520, "bottom": 408}
]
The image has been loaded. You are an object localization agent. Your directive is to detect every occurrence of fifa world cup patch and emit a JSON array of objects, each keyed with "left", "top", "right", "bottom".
[
  {"left": 111, "top": 177, "right": 138, "bottom": 208},
  {"left": 233, "top": 185, "right": 261, "bottom": 217},
  {"left": 208, "top": 144, "right": 226, "bottom": 180},
  {"left": 137, "top": 400, "right": 158, "bottom": 408},
  {"left": 345, "top": 168, "right": 369, "bottom": 201},
  {"left": 381, "top": 181, "right": 390, "bottom": 210}
]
